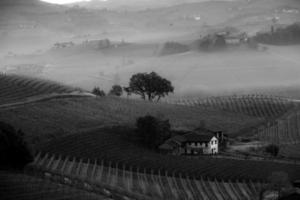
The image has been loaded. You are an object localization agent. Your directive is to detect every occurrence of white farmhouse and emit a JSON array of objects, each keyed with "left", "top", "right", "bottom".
[
  {"left": 181, "top": 133, "right": 218, "bottom": 155},
  {"left": 159, "top": 131, "right": 219, "bottom": 155}
]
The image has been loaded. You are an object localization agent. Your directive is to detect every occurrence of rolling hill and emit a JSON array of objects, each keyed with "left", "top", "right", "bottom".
[
  {"left": 0, "top": 74, "right": 89, "bottom": 106},
  {"left": 37, "top": 127, "right": 300, "bottom": 182},
  {"left": 0, "top": 95, "right": 264, "bottom": 145}
]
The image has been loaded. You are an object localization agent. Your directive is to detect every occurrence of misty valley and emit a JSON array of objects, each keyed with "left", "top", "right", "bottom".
[{"left": 1, "top": 0, "right": 300, "bottom": 200}]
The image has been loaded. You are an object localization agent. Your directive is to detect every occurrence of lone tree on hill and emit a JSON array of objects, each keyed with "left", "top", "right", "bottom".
[
  {"left": 109, "top": 85, "right": 123, "bottom": 96},
  {"left": 0, "top": 122, "right": 33, "bottom": 169},
  {"left": 127, "top": 72, "right": 174, "bottom": 101},
  {"left": 136, "top": 115, "right": 171, "bottom": 149}
]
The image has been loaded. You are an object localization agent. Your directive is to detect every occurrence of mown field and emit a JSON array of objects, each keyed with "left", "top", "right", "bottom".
[
  {"left": 0, "top": 96, "right": 264, "bottom": 145},
  {"left": 38, "top": 128, "right": 300, "bottom": 182}
]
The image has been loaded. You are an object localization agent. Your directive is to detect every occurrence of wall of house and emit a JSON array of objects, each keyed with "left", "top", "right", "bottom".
[{"left": 209, "top": 137, "right": 218, "bottom": 154}]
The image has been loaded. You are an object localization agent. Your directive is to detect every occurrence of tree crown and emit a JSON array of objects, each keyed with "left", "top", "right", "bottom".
[{"left": 128, "top": 72, "right": 174, "bottom": 101}]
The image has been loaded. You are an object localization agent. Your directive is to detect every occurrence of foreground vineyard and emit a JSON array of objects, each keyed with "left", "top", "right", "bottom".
[
  {"left": 0, "top": 74, "right": 79, "bottom": 105},
  {"left": 39, "top": 129, "right": 300, "bottom": 182},
  {"left": 165, "top": 95, "right": 296, "bottom": 119},
  {"left": 32, "top": 152, "right": 264, "bottom": 200},
  {"left": 0, "top": 170, "right": 107, "bottom": 200}
]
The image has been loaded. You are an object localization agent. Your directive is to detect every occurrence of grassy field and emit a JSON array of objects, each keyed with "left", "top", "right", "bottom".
[{"left": 0, "top": 96, "right": 263, "bottom": 145}]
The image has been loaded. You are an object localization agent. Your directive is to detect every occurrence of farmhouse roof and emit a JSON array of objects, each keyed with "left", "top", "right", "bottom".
[
  {"left": 159, "top": 136, "right": 184, "bottom": 150},
  {"left": 183, "top": 133, "right": 215, "bottom": 143}
]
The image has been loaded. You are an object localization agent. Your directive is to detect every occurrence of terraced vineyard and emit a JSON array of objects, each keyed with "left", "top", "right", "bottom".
[
  {"left": 0, "top": 97, "right": 263, "bottom": 144},
  {"left": 38, "top": 129, "right": 300, "bottom": 182},
  {"left": 0, "top": 73, "right": 80, "bottom": 105},
  {"left": 166, "top": 95, "right": 296, "bottom": 119},
  {"left": 257, "top": 109, "right": 300, "bottom": 144},
  {"left": 32, "top": 152, "right": 264, "bottom": 200},
  {"left": 0, "top": 170, "right": 107, "bottom": 200}
]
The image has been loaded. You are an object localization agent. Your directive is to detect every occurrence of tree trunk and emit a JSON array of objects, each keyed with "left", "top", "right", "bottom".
[{"left": 157, "top": 96, "right": 161, "bottom": 102}]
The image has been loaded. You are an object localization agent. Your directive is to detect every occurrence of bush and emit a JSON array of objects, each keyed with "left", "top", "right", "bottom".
[
  {"left": 199, "top": 35, "right": 226, "bottom": 51},
  {"left": 265, "top": 144, "right": 279, "bottom": 157},
  {"left": 136, "top": 115, "right": 171, "bottom": 149},
  {"left": 92, "top": 87, "right": 106, "bottom": 97},
  {"left": 0, "top": 122, "right": 33, "bottom": 169},
  {"left": 109, "top": 85, "right": 123, "bottom": 96},
  {"left": 160, "top": 42, "right": 189, "bottom": 55}
]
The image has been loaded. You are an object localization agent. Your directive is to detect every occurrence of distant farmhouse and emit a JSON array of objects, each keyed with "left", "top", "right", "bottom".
[
  {"left": 199, "top": 32, "right": 248, "bottom": 50},
  {"left": 216, "top": 32, "right": 248, "bottom": 45},
  {"left": 82, "top": 39, "right": 111, "bottom": 49},
  {"left": 54, "top": 42, "right": 74, "bottom": 49},
  {"left": 159, "top": 128, "right": 228, "bottom": 155}
]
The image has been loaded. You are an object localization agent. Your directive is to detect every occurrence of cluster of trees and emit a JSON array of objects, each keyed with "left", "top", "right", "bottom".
[
  {"left": 160, "top": 41, "right": 189, "bottom": 55},
  {"left": 92, "top": 85, "right": 123, "bottom": 97},
  {"left": 254, "top": 23, "right": 300, "bottom": 45},
  {"left": 135, "top": 115, "right": 171, "bottom": 149},
  {"left": 265, "top": 144, "right": 280, "bottom": 157},
  {"left": 0, "top": 122, "right": 33, "bottom": 169},
  {"left": 92, "top": 72, "right": 174, "bottom": 102}
]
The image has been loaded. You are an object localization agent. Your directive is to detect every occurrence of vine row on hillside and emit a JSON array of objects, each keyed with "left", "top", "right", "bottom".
[
  {"left": 257, "top": 109, "right": 300, "bottom": 145},
  {"left": 32, "top": 152, "right": 264, "bottom": 200},
  {"left": 0, "top": 171, "right": 105, "bottom": 200},
  {"left": 0, "top": 74, "right": 78, "bottom": 105},
  {"left": 163, "top": 95, "right": 295, "bottom": 118}
]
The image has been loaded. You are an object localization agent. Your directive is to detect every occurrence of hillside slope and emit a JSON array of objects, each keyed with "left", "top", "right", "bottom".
[
  {"left": 0, "top": 74, "right": 84, "bottom": 106},
  {"left": 38, "top": 128, "right": 300, "bottom": 181},
  {"left": 0, "top": 96, "right": 264, "bottom": 145}
]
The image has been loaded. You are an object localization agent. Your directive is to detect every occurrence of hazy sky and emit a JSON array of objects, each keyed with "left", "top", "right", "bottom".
[{"left": 41, "top": 0, "right": 93, "bottom": 4}]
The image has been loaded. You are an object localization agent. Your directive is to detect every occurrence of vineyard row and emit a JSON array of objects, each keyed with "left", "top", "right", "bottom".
[{"left": 32, "top": 152, "right": 264, "bottom": 200}]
